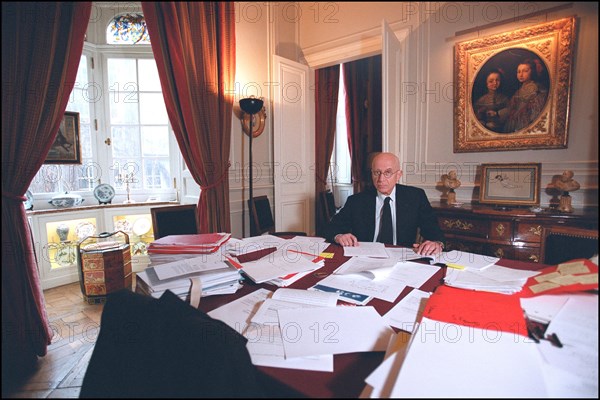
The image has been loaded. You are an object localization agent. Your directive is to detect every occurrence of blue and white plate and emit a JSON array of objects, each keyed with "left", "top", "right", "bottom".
[{"left": 93, "top": 183, "right": 115, "bottom": 204}]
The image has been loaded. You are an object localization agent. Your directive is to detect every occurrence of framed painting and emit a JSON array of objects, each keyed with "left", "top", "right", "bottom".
[
  {"left": 45, "top": 111, "right": 81, "bottom": 164},
  {"left": 454, "top": 17, "right": 576, "bottom": 152},
  {"left": 479, "top": 163, "right": 541, "bottom": 207}
]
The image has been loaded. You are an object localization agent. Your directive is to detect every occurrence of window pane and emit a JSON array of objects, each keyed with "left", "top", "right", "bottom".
[
  {"left": 139, "top": 93, "right": 168, "bottom": 124},
  {"left": 143, "top": 159, "right": 170, "bottom": 189},
  {"left": 138, "top": 59, "right": 161, "bottom": 91},
  {"left": 111, "top": 126, "right": 141, "bottom": 158},
  {"left": 107, "top": 59, "right": 137, "bottom": 88},
  {"left": 109, "top": 97, "right": 139, "bottom": 124},
  {"left": 141, "top": 126, "right": 169, "bottom": 157}
]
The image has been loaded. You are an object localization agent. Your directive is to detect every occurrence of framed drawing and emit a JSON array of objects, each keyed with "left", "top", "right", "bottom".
[
  {"left": 479, "top": 163, "right": 541, "bottom": 207},
  {"left": 45, "top": 111, "right": 81, "bottom": 164},
  {"left": 454, "top": 17, "right": 576, "bottom": 152}
]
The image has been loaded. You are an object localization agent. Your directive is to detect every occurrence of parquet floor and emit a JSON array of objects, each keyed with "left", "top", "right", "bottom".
[{"left": 4, "top": 282, "right": 110, "bottom": 398}]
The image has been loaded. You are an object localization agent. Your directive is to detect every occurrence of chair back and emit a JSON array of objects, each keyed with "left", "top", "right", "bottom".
[
  {"left": 249, "top": 195, "right": 274, "bottom": 236},
  {"left": 150, "top": 204, "right": 198, "bottom": 239},
  {"left": 540, "top": 225, "right": 599, "bottom": 265},
  {"left": 248, "top": 196, "right": 307, "bottom": 237},
  {"left": 321, "top": 190, "right": 337, "bottom": 221}
]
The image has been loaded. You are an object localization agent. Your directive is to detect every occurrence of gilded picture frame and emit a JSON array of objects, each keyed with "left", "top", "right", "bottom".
[
  {"left": 454, "top": 17, "right": 576, "bottom": 152},
  {"left": 479, "top": 163, "right": 541, "bottom": 207},
  {"left": 45, "top": 111, "right": 81, "bottom": 164}
]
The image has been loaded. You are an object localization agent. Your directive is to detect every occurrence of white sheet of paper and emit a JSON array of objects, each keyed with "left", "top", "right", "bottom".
[
  {"left": 343, "top": 242, "right": 389, "bottom": 258},
  {"left": 334, "top": 257, "right": 398, "bottom": 279},
  {"left": 383, "top": 288, "right": 430, "bottom": 331},
  {"left": 152, "top": 253, "right": 229, "bottom": 280},
  {"left": 207, "top": 288, "right": 272, "bottom": 332},
  {"left": 277, "top": 306, "right": 394, "bottom": 358},
  {"left": 241, "top": 251, "right": 318, "bottom": 283},
  {"left": 438, "top": 250, "right": 499, "bottom": 271},
  {"left": 391, "top": 318, "right": 548, "bottom": 397},
  {"left": 251, "top": 288, "right": 338, "bottom": 325},
  {"left": 315, "top": 273, "right": 406, "bottom": 302}
]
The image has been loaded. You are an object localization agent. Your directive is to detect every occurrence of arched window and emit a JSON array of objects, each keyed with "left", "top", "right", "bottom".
[{"left": 106, "top": 13, "right": 150, "bottom": 44}]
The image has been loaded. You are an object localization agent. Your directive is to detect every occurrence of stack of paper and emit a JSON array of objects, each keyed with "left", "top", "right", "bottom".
[
  {"left": 438, "top": 250, "right": 499, "bottom": 271},
  {"left": 444, "top": 264, "right": 540, "bottom": 294},
  {"left": 147, "top": 233, "right": 231, "bottom": 254},
  {"left": 136, "top": 252, "right": 241, "bottom": 300},
  {"left": 238, "top": 250, "right": 322, "bottom": 284}
]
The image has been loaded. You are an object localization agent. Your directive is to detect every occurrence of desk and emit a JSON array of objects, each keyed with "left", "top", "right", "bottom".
[{"left": 199, "top": 242, "right": 548, "bottom": 398}]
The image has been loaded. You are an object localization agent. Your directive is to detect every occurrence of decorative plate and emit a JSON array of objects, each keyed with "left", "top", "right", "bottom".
[
  {"left": 115, "top": 219, "right": 132, "bottom": 233},
  {"left": 132, "top": 217, "right": 151, "bottom": 236},
  {"left": 24, "top": 190, "right": 34, "bottom": 210},
  {"left": 76, "top": 221, "right": 96, "bottom": 241},
  {"left": 93, "top": 183, "right": 115, "bottom": 204}
]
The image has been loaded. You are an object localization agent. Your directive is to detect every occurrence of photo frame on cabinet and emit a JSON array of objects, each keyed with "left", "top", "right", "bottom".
[
  {"left": 479, "top": 163, "right": 541, "bottom": 207},
  {"left": 45, "top": 111, "right": 81, "bottom": 164},
  {"left": 454, "top": 17, "right": 576, "bottom": 152}
]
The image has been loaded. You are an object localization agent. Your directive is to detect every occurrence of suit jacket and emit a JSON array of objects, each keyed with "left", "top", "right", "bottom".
[
  {"left": 80, "top": 290, "right": 302, "bottom": 398},
  {"left": 323, "top": 184, "right": 445, "bottom": 246}
]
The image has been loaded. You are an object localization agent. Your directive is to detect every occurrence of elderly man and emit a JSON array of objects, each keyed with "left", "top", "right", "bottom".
[{"left": 324, "top": 152, "right": 445, "bottom": 255}]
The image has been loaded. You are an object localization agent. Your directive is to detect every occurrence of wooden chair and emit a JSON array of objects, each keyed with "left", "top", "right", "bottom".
[
  {"left": 248, "top": 196, "right": 306, "bottom": 237},
  {"left": 540, "top": 225, "right": 598, "bottom": 265},
  {"left": 321, "top": 190, "right": 338, "bottom": 221},
  {"left": 150, "top": 204, "right": 198, "bottom": 239}
]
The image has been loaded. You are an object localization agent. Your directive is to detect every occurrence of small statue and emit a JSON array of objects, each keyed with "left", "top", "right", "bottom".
[
  {"left": 554, "top": 170, "right": 580, "bottom": 213},
  {"left": 443, "top": 170, "right": 461, "bottom": 205}
]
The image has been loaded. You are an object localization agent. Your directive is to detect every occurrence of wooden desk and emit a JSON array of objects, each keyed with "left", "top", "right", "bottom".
[
  {"left": 432, "top": 202, "right": 598, "bottom": 263},
  {"left": 199, "top": 242, "right": 547, "bottom": 398}
]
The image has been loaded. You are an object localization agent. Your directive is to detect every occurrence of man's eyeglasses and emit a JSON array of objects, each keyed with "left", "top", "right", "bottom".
[{"left": 371, "top": 170, "right": 398, "bottom": 179}]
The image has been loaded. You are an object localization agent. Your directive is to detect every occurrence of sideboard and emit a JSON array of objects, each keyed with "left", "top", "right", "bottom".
[{"left": 431, "top": 202, "right": 598, "bottom": 263}]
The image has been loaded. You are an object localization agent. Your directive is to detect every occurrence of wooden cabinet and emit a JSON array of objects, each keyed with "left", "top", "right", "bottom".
[{"left": 432, "top": 202, "right": 598, "bottom": 263}]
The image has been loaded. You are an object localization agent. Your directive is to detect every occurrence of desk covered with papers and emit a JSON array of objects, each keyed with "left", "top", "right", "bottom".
[{"left": 138, "top": 233, "right": 598, "bottom": 398}]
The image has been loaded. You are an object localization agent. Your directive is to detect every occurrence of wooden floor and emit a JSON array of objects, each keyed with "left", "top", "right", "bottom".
[{"left": 4, "top": 282, "right": 107, "bottom": 398}]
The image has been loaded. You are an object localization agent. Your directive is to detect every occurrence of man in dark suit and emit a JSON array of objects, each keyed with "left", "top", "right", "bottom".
[{"left": 324, "top": 152, "right": 445, "bottom": 256}]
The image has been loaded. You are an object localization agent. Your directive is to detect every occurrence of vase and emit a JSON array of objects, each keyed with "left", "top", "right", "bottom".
[{"left": 56, "top": 223, "right": 70, "bottom": 242}]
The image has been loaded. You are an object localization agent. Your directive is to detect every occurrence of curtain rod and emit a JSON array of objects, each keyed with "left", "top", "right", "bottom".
[{"left": 454, "top": 3, "right": 573, "bottom": 37}]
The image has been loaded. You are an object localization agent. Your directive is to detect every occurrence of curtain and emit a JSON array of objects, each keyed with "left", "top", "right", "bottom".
[
  {"left": 314, "top": 65, "right": 340, "bottom": 236},
  {"left": 343, "top": 56, "right": 382, "bottom": 193},
  {"left": 1, "top": 1, "right": 91, "bottom": 381},
  {"left": 142, "top": 2, "right": 236, "bottom": 233}
]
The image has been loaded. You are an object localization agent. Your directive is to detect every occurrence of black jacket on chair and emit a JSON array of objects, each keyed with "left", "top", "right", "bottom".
[
  {"left": 323, "top": 184, "right": 445, "bottom": 246},
  {"left": 80, "top": 290, "right": 301, "bottom": 398}
]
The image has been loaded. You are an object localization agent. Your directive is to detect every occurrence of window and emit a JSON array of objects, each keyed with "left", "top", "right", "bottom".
[
  {"left": 330, "top": 74, "right": 351, "bottom": 185},
  {"left": 106, "top": 13, "right": 150, "bottom": 45},
  {"left": 29, "top": 12, "right": 178, "bottom": 204}
]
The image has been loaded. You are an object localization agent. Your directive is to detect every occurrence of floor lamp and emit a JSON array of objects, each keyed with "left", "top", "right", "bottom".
[{"left": 239, "top": 97, "right": 264, "bottom": 237}]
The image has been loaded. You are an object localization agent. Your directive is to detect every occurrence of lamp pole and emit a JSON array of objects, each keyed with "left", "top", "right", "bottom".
[{"left": 239, "top": 97, "right": 264, "bottom": 236}]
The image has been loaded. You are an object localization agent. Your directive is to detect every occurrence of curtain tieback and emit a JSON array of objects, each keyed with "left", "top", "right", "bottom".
[
  {"left": 2, "top": 191, "right": 27, "bottom": 202},
  {"left": 199, "top": 161, "right": 231, "bottom": 191}
]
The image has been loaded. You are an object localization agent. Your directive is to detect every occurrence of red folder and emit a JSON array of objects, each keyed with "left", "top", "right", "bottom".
[{"left": 148, "top": 233, "right": 231, "bottom": 254}]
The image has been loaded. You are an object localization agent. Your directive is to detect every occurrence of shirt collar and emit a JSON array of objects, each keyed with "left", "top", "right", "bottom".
[{"left": 377, "top": 186, "right": 396, "bottom": 202}]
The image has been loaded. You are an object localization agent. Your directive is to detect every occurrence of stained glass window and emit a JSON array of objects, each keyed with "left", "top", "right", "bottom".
[{"left": 107, "top": 13, "right": 150, "bottom": 44}]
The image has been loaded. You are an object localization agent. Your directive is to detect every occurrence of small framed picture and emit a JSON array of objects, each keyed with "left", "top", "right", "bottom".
[
  {"left": 479, "top": 163, "right": 541, "bottom": 207},
  {"left": 45, "top": 111, "right": 81, "bottom": 164}
]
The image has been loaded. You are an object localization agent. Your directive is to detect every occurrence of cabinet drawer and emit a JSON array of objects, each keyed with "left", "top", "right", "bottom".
[
  {"left": 514, "top": 246, "right": 541, "bottom": 263},
  {"left": 485, "top": 244, "right": 515, "bottom": 260},
  {"left": 439, "top": 216, "right": 488, "bottom": 237},
  {"left": 515, "top": 222, "right": 543, "bottom": 243},
  {"left": 445, "top": 239, "right": 485, "bottom": 255},
  {"left": 489, "top": 221, "right": 513, "bottom": 241}
]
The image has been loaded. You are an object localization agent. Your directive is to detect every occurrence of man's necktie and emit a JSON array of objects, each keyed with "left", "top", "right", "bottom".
[{"left": 377, "top": 197, "right": 393, "bottom": 245}]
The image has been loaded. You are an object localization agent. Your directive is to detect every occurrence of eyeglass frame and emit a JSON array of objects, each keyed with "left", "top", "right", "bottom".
[{"left": 371, "top": 169, "right": 399, "bottom": 179}]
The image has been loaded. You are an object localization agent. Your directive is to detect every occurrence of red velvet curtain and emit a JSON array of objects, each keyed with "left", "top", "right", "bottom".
[
  {"left": 343, "top": 56, "right": 382, "bottom": 193},
  {"left": 314, "top": 65, "right": 340, "bottom": 236},
  {"left": 142, "top": 2, "right": 235, "bottom": 233},
  {"left": 1, "top": 1, "right": 91, "bottom": 380}
]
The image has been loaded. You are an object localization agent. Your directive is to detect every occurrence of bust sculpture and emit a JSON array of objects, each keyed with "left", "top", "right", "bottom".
[
  {"left": 443, "top": 170, "right": 461, "bottom": 205},
  {"left": 555, "top": 170, "right": 580, "bottom": 213}
]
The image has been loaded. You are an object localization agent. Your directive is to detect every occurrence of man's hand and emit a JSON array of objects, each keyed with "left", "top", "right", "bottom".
[
  {"left": 334, "top": 233, "right": 359, "bottom": 247},
  {"left": 413, "top": 240, "right": 443, "bottom": 256}
]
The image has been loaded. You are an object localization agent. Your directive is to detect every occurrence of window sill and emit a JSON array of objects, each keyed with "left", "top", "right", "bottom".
[{"left": 26, "top": 200, "right": 179, "bottom": 216}]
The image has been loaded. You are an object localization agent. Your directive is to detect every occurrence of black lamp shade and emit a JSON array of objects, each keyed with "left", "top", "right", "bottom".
[{"left": 239, "top": 98, "right": 264, "bottom": 115}]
